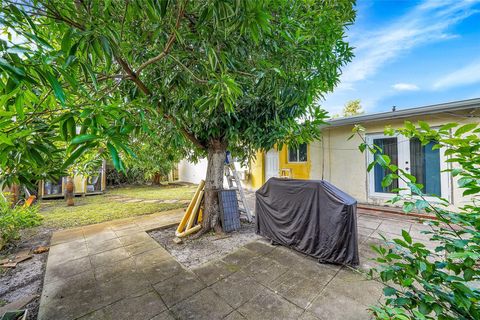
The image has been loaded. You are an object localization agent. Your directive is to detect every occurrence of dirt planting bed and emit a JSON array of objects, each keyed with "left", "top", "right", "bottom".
[
  {"left": 0, "top": 228, "right": 51, "bottom": 320},
  {"left": 149, "top": 221, "right": 261, "bottom": 268}
]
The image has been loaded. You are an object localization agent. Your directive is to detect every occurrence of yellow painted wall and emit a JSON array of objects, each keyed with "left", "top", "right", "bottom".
[
  {"left": 246, "top": 145, "right": 311, "bottom": 189},
  {"left": 279, "top": 145, "right": 311, "bottom": 179},
  {"left": 247, "top": 151, "right": 265, "bottom": 189}
]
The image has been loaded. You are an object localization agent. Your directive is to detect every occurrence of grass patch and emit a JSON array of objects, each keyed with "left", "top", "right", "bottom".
[
  {"left": 108, "top": 184, "right": 197, "bottom": 200},
  {"left": 39, "top": 185, "right": 194, "bottom": 229}
]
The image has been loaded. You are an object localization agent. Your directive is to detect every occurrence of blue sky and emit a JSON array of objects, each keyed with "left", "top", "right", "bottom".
[{"left": 322, "top": 0, "right": 480, "bottom": 115}]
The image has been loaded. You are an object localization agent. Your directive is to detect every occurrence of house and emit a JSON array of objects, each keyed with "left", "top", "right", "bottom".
[
  {"left": 38, "top": 161, "right": 107, "bottom": 199},
  {"left": 178, "top": 98, "right": 479, "bottom": 208}
]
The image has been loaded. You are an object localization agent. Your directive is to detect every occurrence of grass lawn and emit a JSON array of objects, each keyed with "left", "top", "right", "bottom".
[
  {"left": 39, "top": 185, "right": 195, "bottom": 229},
  {"left": 108, "top": 184, "right": 197, "bottom": 200}
]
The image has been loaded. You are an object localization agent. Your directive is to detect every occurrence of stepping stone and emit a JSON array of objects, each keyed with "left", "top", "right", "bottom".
[{"left": 125, "top": 199, "right": 144, "bottom": 203}]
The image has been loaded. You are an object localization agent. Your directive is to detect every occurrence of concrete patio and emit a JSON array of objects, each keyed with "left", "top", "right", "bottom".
[{"left": 39, "top": 208, "right": 431, "bottom": 320}]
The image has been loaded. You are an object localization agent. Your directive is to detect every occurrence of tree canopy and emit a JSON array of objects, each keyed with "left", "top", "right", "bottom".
[{"left": 0, "top": 0, "right": 355, "bottom": 229}]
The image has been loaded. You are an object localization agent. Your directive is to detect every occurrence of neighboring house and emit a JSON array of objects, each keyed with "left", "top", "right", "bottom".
[
  {"left": 177, "top": 98, "right": 479, "bottom": 208},
  {"left": 38, "top": 161, "right": 107, "bottom": 199},
  {"left": 178, "top": 158, "right": 208, "bottom": 185}
]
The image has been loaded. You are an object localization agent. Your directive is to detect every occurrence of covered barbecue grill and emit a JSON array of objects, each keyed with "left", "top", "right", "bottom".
[{"left": 255, "top": 178, "right": 359, "bottom": 266}]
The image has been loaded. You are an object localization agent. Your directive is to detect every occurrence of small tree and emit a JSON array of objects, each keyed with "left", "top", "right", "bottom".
[
  {"left": 343, "top": 99, "right": 363, "bottom": 117},
  {"left": 353, "top": 122, "right": 480, "bottom": 319},
  {"left": 0, "top": 0, "right": 355, "bottom": 232}
]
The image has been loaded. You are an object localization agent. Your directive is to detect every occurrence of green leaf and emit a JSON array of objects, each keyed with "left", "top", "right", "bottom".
[
  {"left": 418, "top": 301, "right": 431, "bottom": 315},
  {"left": 403, "top": 202, "right": 415, "bottom": 213},
  {"left": 367, "top": 160, "right": 376, "bottom": 172},
  {"left": 66, "top": 117, "right": 76, "bottom": 138},
  {"left": 0, "top": 57, "right": 25, "bottom": 78},
  {"left": 358, "top": 143, "right": 367, "bottom": 152},
  {"left": 99, "top": 36, "right": 112, "bottom": 70},
  {"left": 44, "top": 71, "right": 66, "bottom": 105},
  {"left": 415, "top": 199, "right": 429, "bottom": 211},
  {"left": 62, "top": 145, "right": 88, "bottom": 169},
  {"left": 15, "top": 93, "right": 25, "bottom": 120},
  {"left": 418, "top": 121, "right": 430, "bottom": 131},
  {"left": 454, "top": 123, "right": 477, "bottom": 136},
  {"left": 402, "top": 230, "right": 412, "bottom": 244},
  {"left": 0, "top": 135, "right": 14, "bottom": 146},
  {"left": 61, "top": 28, "right": 73, "bottom": 56},
  {"left": 463, "top": 268, "right": 475, "bottom": 281},
  {"left": 71, "top": 134, "right": 98, "bottom": 144},
  {"left": 381, "top": 174, "right": 394, "bottom": 188},
  {"left": 107, "top": 142, "right": 121, "bottom": 171},
  {"left": 377, "top": 154, "right": 390, "bottom": 167},
  {"left": 439, "top": 123, "right": 458, "bottom": 132}
]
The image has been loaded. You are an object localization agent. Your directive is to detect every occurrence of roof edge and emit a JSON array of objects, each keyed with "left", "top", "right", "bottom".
[{"left": 326, "top": 98, "right": 480, "bottom": 127}]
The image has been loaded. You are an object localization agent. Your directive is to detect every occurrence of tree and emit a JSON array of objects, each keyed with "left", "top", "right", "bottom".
[
  {"left": 0, "top": 0, "right": 355, "bottom": 232},
  {"left": 125, "top": 117, "right": 187, "bottom": 184},
  {"left": 342, "top": 99, "right": 363, "bottom": 117},
  {"left": 353, "top": 122, "right": 480, "bottom": 319}
]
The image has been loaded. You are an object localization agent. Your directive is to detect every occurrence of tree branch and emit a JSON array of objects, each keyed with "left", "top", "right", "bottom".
[
  {"left": 169, "top": 55, "right": 208, "bottom": 84},
  {"left": 36, "top": 0, "right": 206, "bottom": 151},
  {"left": 135, "top": 2, "right": 185, "bottom": 75}
]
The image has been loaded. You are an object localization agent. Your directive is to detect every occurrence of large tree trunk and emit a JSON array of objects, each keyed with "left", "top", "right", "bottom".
[{"left": 202, "top": 139, "right": 227, "bottom": 233}]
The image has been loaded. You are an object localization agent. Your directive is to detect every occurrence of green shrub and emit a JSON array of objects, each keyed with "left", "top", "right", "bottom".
[
  {"left": 353, "top": 122, "right": 480, "bottom": 319},
  {"left": 0, "top": 197, "right": 42, "bottom": 249}
]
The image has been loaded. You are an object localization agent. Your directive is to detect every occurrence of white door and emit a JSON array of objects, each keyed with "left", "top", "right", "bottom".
[
  {"left": 265, "top": 149, "right": 279, "bottom": 181},
  {"left": 366, "top": 133, "right": 450, "bottom": 201}
]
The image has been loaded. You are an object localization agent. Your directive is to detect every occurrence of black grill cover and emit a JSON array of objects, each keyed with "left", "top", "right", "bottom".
[{"left": 255, "top": 178, "right": 359, "bottom": 266}]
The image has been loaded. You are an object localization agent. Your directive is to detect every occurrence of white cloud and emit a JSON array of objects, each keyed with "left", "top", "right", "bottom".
[
  {"left": 392, "top": 83, "right": 420, "bottom": 91},
  {"left": 323, "top": 0, "right": 480, "bottom": 112},
  {"left": 342, "top": 0, "right": 479, "bottom": 86},
  {"left": 433, "top": 60, "right": 480, "bottom": 89}
]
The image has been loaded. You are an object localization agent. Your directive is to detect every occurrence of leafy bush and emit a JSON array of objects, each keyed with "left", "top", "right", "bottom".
[
  {"left": 0, "top": 197, "right": 42, "bottom": 249},
  {"left": 353, "top": 122, "right": 480, "bottom": 319}
]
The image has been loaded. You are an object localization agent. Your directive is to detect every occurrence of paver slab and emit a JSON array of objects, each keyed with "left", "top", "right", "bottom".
[
  {"left": 40, "top": 209, "right": 431, "bottom": 320},
  {"left": 102, "top": 289, "right": 167, "bottom": 320},
  {"left": 211, "top": 270, "right": 268, "bottom": 309},
  {"left": 170, "top": 288, "right": 233, "bottom": 320},
  {"left": 237, "top": 290, "right": 304, "bottom": 320},
  {"left": 153, "top": 270, "right": 206, "bottom": 307}
]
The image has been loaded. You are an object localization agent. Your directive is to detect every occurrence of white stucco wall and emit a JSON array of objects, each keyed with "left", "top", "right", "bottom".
[
  {"left": 178, "top": 158, "right": 249, "bottom": 188},
  {"left": 178, "top": 158, "right": 208, "bottom": 184},
  {"left": 317, "top": 109, "right": 479, "bottom": 208},
  {"left": 309, "top": 140, "right": 323, "bottom": 180}
]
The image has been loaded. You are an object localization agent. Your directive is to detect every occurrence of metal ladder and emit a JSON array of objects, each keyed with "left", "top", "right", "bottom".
[{"left": 224, "top": 162, "right": 253, "bottom": 222}]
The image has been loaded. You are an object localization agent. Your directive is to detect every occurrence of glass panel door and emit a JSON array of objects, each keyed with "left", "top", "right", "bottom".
[
  {"left": 43, "top": 178, "right": 63, "bottom": 195},
  {"left": 86, "top": 167, "right": 103, "bottom": 193},
  {"left": 373, "top": 137, "right": 398, "bottom": 193},
  {"left": 409, "top": 138, "right": 441, "bottom": 196}
]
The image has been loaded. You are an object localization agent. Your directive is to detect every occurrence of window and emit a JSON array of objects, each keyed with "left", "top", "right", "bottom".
[
  {"left": 373, "top": 137, "right": 399, "bottom": 193},
  {"left": 409, "top": 138, "right": 441, "bottom": 196},
  {"left": 288, "top": 143, "right": 308, "bottom": 162}
]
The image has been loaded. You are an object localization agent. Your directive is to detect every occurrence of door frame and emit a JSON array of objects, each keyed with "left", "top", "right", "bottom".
[{"left": 365, "top": 132, "right": 451, "bottom": 202}]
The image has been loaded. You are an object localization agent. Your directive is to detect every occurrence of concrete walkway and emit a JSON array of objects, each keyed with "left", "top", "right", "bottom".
[{"left": 39, "top": 209, "right": 430, "bottom": 320}]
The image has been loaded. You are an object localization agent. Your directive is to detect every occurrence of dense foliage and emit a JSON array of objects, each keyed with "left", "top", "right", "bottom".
[
  {"left": 0, "top": 0, "right": 355, "bottom": 229},
  {"left": 0, "top": 196, "right": 42, "bottom": 249},
  {"left": 353, "top": 122, "right": 480, "bottom": 319}
]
